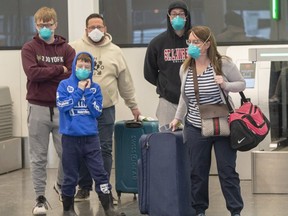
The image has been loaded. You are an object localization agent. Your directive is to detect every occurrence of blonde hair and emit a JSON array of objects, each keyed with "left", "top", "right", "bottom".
[
  {"left": 182, "top": 25, "right": 230, "bottom": 75},
  {"left": 34, "top": 7, "right": 57, "bottom": 23}
]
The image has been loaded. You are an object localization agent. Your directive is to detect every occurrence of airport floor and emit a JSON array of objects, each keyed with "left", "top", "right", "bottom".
[{"left": 0, "top": 168, "right": 288, "bottom": 216}]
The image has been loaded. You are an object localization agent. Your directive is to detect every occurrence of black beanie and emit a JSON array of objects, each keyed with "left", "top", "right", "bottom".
[{"left": 168, "top": 1, "right": 188, "bottom": 15}]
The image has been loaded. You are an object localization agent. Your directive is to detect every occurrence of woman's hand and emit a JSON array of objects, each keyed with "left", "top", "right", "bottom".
[
  {"left": 170, "top": 119, "right": 180, "bottom": 132},
  {"left": 215, "top": 75, "right": 224, "bottom": 84},
  {"left": 215, "top": 75, "right": 227, "bottom": 88}
]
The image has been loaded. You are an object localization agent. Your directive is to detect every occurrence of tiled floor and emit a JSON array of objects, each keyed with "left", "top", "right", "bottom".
[{"left": 0, "top": 168, "right": 288, "bottom": 216}]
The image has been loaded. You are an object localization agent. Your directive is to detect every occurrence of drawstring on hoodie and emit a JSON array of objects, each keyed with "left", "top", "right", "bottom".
[{"left": 49, "top": 107, "right": 54, "bottom": 122}]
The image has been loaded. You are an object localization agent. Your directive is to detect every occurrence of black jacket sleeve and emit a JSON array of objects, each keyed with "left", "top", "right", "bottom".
[{"left": 144, "top": 42, "right": 159, "bottom": 86}]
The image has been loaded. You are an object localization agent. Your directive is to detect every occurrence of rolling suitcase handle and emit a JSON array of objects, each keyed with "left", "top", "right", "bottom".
[{"left": 125, "top": 120, "right": 143, "bottom": 128}]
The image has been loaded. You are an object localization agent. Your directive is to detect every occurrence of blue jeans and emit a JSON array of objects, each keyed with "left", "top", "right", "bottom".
[
  {"left": 61, "top": 135, "right": 111, "bottom": 197},
  {"left": 78, "top": 106, "right": 115, "bottom": 190},
  {"left": 183, "top": 122, "right": 243, "bottom": 215}
]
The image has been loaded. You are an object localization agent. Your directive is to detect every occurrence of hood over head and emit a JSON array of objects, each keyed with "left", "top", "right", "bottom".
[
  {"left": 168, "top": 0, "right": 188, "bottom": 15},
  {"left": 71, "top": 51, "right": 95, "bottom": 80},
  {"left": 167, "top": 1, "right": 191, "bottom": 36}
]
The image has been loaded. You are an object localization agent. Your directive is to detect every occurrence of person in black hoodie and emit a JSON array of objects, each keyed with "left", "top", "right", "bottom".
[{"left": 144, "top": 0, "right": 191, "bottom": 129}]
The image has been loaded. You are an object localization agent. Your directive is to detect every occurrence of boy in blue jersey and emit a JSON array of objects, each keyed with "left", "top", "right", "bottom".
[{"left": 57, "top": 52, "right": 125, "bottom": 216}]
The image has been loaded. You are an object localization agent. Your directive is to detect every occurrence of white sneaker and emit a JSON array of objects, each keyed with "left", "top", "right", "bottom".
[
  {"left": 53, "top": 182, "right": 62, "bottom": 201},
  {"left": 32, "top": 195, "right": 49, "bottom": 215}
]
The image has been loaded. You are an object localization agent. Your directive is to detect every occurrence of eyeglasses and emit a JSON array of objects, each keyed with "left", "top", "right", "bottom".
[
  {"left": 36, "top": 23, "right": 55, "bottom": 28},
  {"left": 87, "top": 26, "right": 105, "bottom": 31},
  {"left": 169, "top": 12, "right": 186, "bottom": 18},
  {"left": 186, "top": 39, "right": 203, "bottom": 46}
]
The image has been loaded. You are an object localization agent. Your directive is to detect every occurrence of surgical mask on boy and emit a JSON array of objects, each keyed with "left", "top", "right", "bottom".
[
  {"left": 88, "top": 28, "right": 104, "bottom": 42},
  {"left": 75, "top": 68, "right": 91, "bottom": 80},
  {"left": 171, "top": 16, "right": 186, "bottom": 31},
  {"left": 39, "top": 27, "right": 52, "bottom": 41}
]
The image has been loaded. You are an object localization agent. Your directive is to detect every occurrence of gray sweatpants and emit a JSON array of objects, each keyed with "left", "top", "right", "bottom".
[{"left": 27, "top": 103, "right": 63, "bottom": 198}]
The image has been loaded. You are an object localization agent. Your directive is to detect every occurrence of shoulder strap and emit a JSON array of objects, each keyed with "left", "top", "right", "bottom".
[
  {"left": 220, "top": 89, "right": 249, "bottom": 113},
  {"left": 239, "top": 91, "right": 249, "bottom": 103},
  {"left": 192, "top": 64, "right": 200, "bottom": 104},
  {"left": 220, "top": 88, "right": 233, "bottom": 113}
]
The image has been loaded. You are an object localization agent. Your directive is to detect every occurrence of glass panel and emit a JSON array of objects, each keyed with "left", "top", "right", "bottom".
[
  {"left": 0, "top": 0, "right": 18, "bottom": 46},
  {"left": 0, "top": 0, "right": 68, "bottom": 47},
  {"left": 269, "top": 61, "right": 288, "bottom": 140},
  {"left": 99, "top": 0, "right": 286, "bottom": 46}
]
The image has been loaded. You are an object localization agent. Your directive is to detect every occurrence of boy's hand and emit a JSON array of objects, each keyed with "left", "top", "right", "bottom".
[{"left": 78, "top": 80, "right": 87, "bottom": 90}]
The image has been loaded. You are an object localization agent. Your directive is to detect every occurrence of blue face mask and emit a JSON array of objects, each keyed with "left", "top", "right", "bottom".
[
  {"left": 171, "top": 16, "right": 186, "bottom": 31},
  {"left": 75, "top": 68, "right": 91, "bottom": 80},
  {"left": 188, "top": 44, "right": 201, "bottom": 59},
  {"left": 39, "top": 27, "right": 52, "bottom": 41}
]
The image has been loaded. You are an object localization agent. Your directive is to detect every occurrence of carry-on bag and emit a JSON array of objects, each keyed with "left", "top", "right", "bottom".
[
  {"left": 114, "top": 120, "right": 159, "bottom": 200},
  {"left": 228, "top": 92, "right": 270, "bottom": 151},
  {"left": 138, "top": 131, "right": 194, "bottom": 216}
]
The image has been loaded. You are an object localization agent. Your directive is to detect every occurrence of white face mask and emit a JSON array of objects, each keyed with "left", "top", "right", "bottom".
[{"left": 88, "top": 28, "right": 104, "bottom": 42}]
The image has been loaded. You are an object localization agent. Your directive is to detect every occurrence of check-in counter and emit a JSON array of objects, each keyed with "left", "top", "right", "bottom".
[
  {"left": 0, "top": 86, "right": 22, "bottom": 174},
  {"left": 252, "top": 144, "right": 288, "bottom": 194}
]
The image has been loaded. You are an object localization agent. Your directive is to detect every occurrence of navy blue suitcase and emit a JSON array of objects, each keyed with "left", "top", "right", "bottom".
[
  {"left": 138, "top": 131, "right": 194, "bottom": 216},
  {"left": 114, "top": 120, "right": 159, "bottom": 200}
]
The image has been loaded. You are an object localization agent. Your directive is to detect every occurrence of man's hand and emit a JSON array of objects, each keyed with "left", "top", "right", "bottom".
[{"left": 131, "top": 108, "right": 141, "bottom": 121}]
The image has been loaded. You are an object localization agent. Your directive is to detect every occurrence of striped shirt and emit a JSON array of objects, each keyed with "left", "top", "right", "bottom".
[{"left": 184, "top": 64, "right": 223, "bottom": 128}]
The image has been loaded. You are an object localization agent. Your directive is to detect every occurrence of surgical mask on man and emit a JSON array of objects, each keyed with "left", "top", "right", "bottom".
[
  {"left": 171, "top": 16, "right": 186, "bottom": 31},
  {"left": 39, "top": 27, "right": 52, "bottom": 41},
  {"left": 75, "top": 68, "right": 91, "bottom": 80},
  {"left": 88, "top": 28, "right": 104, "bottom": 42}
]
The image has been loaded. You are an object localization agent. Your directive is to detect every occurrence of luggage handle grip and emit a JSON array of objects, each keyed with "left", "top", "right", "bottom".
[{"left": 125, "top": 120, "right": 143, "bottom": 128}]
